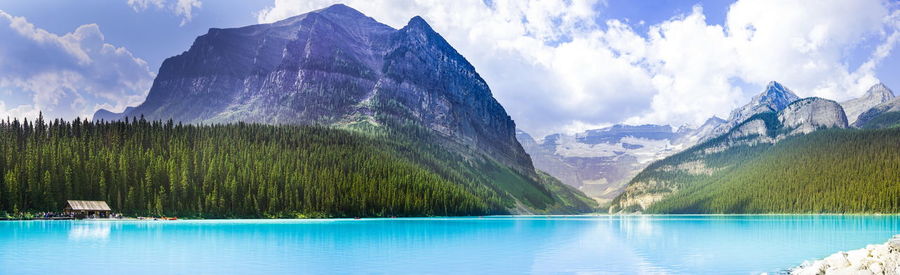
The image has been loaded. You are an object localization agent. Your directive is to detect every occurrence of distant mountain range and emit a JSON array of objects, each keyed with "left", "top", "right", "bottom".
[
  {"left": 93, "top": 4, "right": 595, "bottom": 215},
  {"left": 519, "top": 81, "right": 898, "bottom": 209},
  {"left": 610, "top": 82, "right": 899, "bottom": 213},
  {"left": 517, "top": 124, "right": 714, "bottom": 203}
]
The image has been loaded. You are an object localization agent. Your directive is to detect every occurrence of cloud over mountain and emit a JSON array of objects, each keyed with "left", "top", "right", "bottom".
[{"left": 257, "top": 0, "right": 898, "bottom": 137}]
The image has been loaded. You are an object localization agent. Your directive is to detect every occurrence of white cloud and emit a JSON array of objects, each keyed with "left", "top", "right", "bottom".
[
  {"left": 0, "top": 102, "right": 40, "bottom": 121},
  {"left": 0, "top": 11, "right": 154, "bottom": 120},
  {"left": 725, "top": 0, "right": 889, "bottom": 99},
  {"left": 625, "top": 0, "right": 896, "bottom": 126},
  {"left": 127, "top": 0, "right": 201, "bottom": 26},
  {"left": 255, "top": 0, "right": 897, "bottom": 137}
]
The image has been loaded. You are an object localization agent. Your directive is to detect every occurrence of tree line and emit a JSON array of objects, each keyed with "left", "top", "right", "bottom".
[
  {"left": 0, "top": 114, "right": 514, "bottom": 218},
  {"left": 646, "top": 128, "right": 900, "bottom": 213}
]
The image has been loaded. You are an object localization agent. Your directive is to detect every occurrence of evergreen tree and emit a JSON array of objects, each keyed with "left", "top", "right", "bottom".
[{"left": 0, "top": 118, "right": 595, "bottom": 218}]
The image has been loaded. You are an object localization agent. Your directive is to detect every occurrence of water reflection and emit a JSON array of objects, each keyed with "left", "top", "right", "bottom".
[
  {"left": 2, "top": 216, "right": 899, "bottom": 274},
  {"left": 527, "top": 218, "right": 674, "bottom": 274},
  {"left": 613, "top": 215, "right": 900, "bottom": 274},
  {"left": 68, "top": 222, "right": 111, "bottom": 241}
]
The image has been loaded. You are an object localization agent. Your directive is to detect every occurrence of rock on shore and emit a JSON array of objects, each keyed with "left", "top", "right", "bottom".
[{"left": 791, "top": 235, "right": 900, "bottom": 275}]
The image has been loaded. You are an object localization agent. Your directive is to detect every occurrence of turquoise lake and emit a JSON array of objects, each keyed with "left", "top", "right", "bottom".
[{"left": 1, "top": 215, "right": 899, "bottom": 274}]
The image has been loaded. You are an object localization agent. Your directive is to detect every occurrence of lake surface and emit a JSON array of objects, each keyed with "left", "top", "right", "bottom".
[{"left": 1, "top": 215, "right": 898, "bottom": 274}]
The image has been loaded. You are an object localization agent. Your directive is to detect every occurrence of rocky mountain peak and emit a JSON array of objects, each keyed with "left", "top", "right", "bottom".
[
  {"left": 863, "top": 83, "right": 895, "bottom": 101},
  {"left": 393, "top": 15, "right": 475, "bottom": 76},
  {"left": 92, "top": 5, "right": 534, "bottom": 176},
  {"left": 700, "top": 81, "right": 800, "bottom": 142},
  {"left": 754, "top": 81, "right": 801, "bottom": 111},
  {"left": 273, "top": 4, "right": 375, "bottom": 26},
  {"left": 702, "top": 116, "right": 726, "bottom": 127},
  {"left": 841, "top": 83, "right": 896, "bottom": 125},
  {"left": 406, "top": 16, "right": 431, "bottom": 29},
  {"left": 399, "top": 15, "right": 440, "bottom": 43},
  {"left": 670, "top": 115, "right": 725, "bottom": 146},
  {"left": 853, "top": 96, "right": 900, "bottom": 127},
  {"left": 317, "top": 3, "right": 364, "bottom": 16}
]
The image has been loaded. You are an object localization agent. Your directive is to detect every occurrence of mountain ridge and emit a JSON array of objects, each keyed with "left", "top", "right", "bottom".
[
  {"left": 854, "top": 96, "right": 900, "bottom": 128},
  {"left": 700, "top": 81, "right": 801, "bottom": 142},
  {"left": 94, "top": 4, "right": 533, "bottom": 175},
  {"left": 841, "top": 83, "right": 895, "bottom": 125},
  {"left": 93, "top": 4, "right": 595, "bottom": 214},
  {"left": 611, "top": 83, "right": 854, "bottom": 213},
  {"left": 517, "top": 123, "right": 700, "bottom": 203}
]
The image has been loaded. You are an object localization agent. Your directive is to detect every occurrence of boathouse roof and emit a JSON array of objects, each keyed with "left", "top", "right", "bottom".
[{"left": 66, "top": 200, "right": 111, "bottom": 211}]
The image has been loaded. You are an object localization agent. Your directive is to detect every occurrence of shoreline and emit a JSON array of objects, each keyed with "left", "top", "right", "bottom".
[
  {"left": 4, "top": 213, "right": 900, "bottom": 221},
  {"left": 791, "top": 235, "right": 900, "bottom": 274}
]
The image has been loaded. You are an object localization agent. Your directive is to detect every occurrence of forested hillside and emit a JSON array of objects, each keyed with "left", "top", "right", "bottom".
[
  {"left": 859, "top": 111, "right": 900, "bottom": 129},
  {"left": 639, "top": 128, "right": 900, "bottom": 213},
  {"left": 0, "top": 115, "right": 595, "bottom": 218}
]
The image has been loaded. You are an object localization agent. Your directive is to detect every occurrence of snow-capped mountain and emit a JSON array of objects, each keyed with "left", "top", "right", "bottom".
[{"left": 517, "top": 124, "right": 698, "bottom": 202}]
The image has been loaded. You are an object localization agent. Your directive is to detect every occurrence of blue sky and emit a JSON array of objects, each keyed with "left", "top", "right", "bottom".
[{"left": 0, "top": 0, "right": 897, "bottom": 136}]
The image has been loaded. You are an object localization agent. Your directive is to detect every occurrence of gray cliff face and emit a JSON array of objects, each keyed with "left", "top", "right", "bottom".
[
  {"left": 721, "top": 97, "right": 847, "bottom": 146},
  {"left": 517, "top": 124, "right": 693, "bottom": 202},
  {"left": 93, "top": 4, "right": 532, "bottom": 174},
  {"left": 729, "top": 119, "right": 769, "bottom": 140},
  {"left": 778, "top": 97, "right": 848, "bottom": 136},
  {"left": 702, "top": 81, "right": 800, "bottom": 142},
  {"left": 841, "top": 83, "right": 895, "bottom": 125}
]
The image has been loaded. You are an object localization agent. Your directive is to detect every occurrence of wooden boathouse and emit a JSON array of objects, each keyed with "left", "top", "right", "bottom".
[{"left": 64, "top": 200, "right": 112, "bottom": 218}]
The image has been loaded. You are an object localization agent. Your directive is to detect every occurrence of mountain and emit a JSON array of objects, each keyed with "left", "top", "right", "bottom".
[
  {"left": 516, "top": 130, "right": 581, "bottom": 193},
  {"left": 636, "top": 127, "right": 900, "bottom": 214},
  {"left": 841, "top": 83, "right": 895, "bottom": 125},
  {"left": 94, "top": 106, "right": 135, "bottom": 121},
  {"left": 777, "top": 97, "right": 848, "bottom": 136},
  {"left": 674, "top": 116, "right": 725, "bottom": 145},
  {"left": 518, "top": 124, "right": 699, "bottom": 203},
  {"left": 700, "top": 81, "right": 800, "bottom": 142},
  {"left": 93, "top": 4, "right": 529, "bottom": 174},
  {"left": 611, "top": 88, "right": 851, "bottom": 213},
  {"left": 91, "top": 4, "right": 595, "bottom": 215},
  {"left": 854, "top": 96, "right": 900, "bottom": 128}
]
